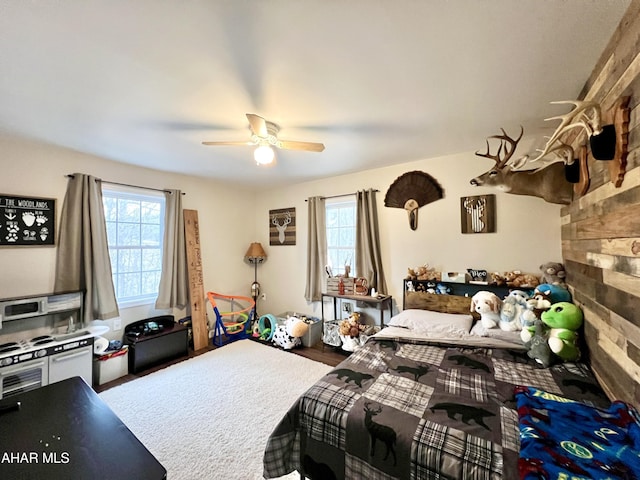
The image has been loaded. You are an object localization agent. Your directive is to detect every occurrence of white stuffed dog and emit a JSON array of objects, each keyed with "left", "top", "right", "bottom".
[{"left": 470, "top": 291, "right": 502, "bottom": 329}]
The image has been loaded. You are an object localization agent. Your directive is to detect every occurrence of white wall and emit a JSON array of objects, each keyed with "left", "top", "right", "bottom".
[
  {"left": 0, "top": 132, "right": 563, "bottom": 340},
  {"left": 0, "top": 132, "right": 256, "bottom": 340},
  {"left": 254, "top": 151, "right": 562, "bottom": 320}
]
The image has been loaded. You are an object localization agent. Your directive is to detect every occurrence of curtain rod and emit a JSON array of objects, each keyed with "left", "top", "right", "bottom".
[
  {"left": 65, "top": 174, "right": 185, "bottom": 195},
  {"left": 305, "top": 189, "right": 379, "bottom": 201}
]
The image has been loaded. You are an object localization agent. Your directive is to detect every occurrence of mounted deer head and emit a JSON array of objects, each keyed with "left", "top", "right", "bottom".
[{"left": 470, "top": 127, "right": 574, "bottom": 205}]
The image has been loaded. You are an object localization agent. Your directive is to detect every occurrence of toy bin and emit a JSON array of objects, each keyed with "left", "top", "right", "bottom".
[
  {"left": 302, "top": 318, "right": 322, "bottom": 347},
  {"left": 276, "top": 312, "right": 322, "bottom": 347},
  {"left": 93, "top": 346, "right": 129, "bottom": 386}
]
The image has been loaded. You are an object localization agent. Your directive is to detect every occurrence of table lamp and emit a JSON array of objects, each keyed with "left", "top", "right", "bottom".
[{"left": 244, "top": 242, "right": 267, "bottom": 318}]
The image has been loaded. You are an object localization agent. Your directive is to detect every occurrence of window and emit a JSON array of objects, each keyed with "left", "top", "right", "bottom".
[
  {"left": 102, "top": 186, "right": 165, "bottom": 306},
  {"left": 325, "top": 197, "right": 356, "bottom": 276}
]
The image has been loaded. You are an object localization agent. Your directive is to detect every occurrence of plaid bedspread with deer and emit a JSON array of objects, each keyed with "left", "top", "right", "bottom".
[{"left": 263, "top": 338, "right": 609, "bottom": 480}]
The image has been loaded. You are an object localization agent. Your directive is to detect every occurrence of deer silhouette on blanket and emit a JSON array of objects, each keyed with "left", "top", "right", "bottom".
[{"left": 364, "top": 402, "right": 397, "bottom": 466}]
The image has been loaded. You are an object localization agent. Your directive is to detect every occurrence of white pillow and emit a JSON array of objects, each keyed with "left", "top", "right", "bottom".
[{"left": 388, "top": 309, "right": 474, "bottom": 336}]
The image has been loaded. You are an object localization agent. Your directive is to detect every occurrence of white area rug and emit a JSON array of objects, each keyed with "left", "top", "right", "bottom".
[{"left": 99, "top": 340, "right": 333, "bottom": 480}]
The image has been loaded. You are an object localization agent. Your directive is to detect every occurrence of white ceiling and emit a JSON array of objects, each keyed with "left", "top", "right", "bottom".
[{"left": 0, "top": 1, "right": 631, "bottom": 188}]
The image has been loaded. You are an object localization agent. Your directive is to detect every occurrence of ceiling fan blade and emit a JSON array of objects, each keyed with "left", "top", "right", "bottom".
[
  {"left": 277, "top": 139, "right": 325, "bottom": 152},
  {"left": 201, "top": 141, "right": 254, "bottom": 147},
  {"left": 246, "top": 113, "right": 268, "bottom": 137}
]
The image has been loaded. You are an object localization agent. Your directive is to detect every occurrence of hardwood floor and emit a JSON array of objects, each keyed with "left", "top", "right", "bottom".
[{"left": 93, "top": 339, "right": 347, "bottom": 393}]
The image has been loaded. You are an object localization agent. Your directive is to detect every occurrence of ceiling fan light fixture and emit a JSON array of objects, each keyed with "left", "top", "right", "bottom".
[{"left": 254, "top": 145, "right": 275, "bottom": 165}]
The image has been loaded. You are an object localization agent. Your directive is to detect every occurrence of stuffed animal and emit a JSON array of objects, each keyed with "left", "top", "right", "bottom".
[
  {"left": 541, "top": 302, "right": 583, "bottom": 362},
  {"left": 539, "top": 262, "right": 566, "bottom": 285},
  {"left": 520, "top": 290, "right": 553, "bottom": 329},
  {"left": 504, "top": 270, "right": 539, "bottom": 288},
  {"left": 498, "top": 290, "right": 529, "bottom": 331},
  {"left": 470, "top": 291, "right": 502, "bottom": 329},
  {"left": 534, "top": 283, "right": 571, "bottom": 304},
  {"left": 338, "top": 312, "right": 369, "bottom": 352},
  {"left": 507, "top": 289, "right": 530, "bottom": 307},
  {"left": 435, "top": 283, "right": 451, "bottom": 295},
  {"left": 490, "top": 272, "right": 506, "bottom": 286},
  {"left": 526, "top": 318, "right": 554, "bottom": 368},
  {"left": 272, "top": 316, "right": 309, "bottom": 350},
  {"left": 499, "top": 296, "right": 522, "bottom": 331},
  {"left": 338, "top": 312, "right": 364, "bottom": 338},
  {"left": 514, "top": 273, "right": 540, "bottom": 289}
]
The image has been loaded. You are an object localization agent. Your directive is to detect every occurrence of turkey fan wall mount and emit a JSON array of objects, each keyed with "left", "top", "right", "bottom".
[
  {"left": 202, "top": 113, "right": 325, "bottom": 165},
  {"left": 384, "top": 171, "right": 444, "bottom": 230}
]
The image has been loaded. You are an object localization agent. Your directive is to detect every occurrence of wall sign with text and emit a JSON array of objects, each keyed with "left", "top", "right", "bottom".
[{"left": 0, "top": 194, "right": 56, "bottom": 246}]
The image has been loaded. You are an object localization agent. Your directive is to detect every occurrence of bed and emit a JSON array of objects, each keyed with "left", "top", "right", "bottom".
[{"left": 262, "top": 286, "right": 614, "bottom": 479}]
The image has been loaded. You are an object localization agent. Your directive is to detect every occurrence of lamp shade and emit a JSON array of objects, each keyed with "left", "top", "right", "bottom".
[{"left": 245, "top": 242, "right": 267, "bottom": 263}]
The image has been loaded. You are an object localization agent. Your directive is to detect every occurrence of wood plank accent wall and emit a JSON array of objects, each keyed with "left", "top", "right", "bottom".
[{"left": 563, "top": 0, "right": 640, "bottom": 407}]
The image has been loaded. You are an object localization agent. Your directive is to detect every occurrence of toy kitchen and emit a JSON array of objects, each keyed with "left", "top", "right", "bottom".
[{"left": 0, "top": 291, "right": 107, "bottom": 399}]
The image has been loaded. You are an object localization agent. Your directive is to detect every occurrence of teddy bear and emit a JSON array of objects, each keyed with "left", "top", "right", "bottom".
[
  {"left": 338, "top": 312, "right": 365, "bottom": 337},
  {"left": 272, "top": 316, "right": 309, "bottom": 350},
  {"left": 470, "top": 291, "right": 502, "bottom": 329},
  {"left": 539, "top": 262, "right": 566, "bottom": 285},
  {"left": 541, "top": 302, "right": 583, "bottom": 362},
  {"left": 338, "top": 312, "right": 371, "bottom": 352}
]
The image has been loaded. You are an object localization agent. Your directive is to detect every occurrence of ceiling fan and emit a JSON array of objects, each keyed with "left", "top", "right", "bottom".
[{"left": 202, "top": 113, "right": 325, "bottom": 165}]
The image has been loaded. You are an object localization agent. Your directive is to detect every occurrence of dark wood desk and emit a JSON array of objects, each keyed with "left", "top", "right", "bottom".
[
  {"left": 321, "top": 292, "right": 393, "bottom": 327},
  {"left": 0, "top": 377, "right": 166, "bottom": 480}
]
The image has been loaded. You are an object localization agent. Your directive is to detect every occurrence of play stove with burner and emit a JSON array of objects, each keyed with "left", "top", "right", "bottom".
[{"left": 0, "top": 291, "right": 93, "bottom": 399}]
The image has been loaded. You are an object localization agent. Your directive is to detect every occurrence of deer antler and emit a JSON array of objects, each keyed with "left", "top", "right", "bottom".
[
  {"left": 475, "top": 126, "right": 524, "bottom": 169},
  {"left": 531, "top": 100, "right": 601, "bottom": 162}
]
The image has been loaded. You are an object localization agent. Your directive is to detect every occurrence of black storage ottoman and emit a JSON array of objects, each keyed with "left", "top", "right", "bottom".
[{"left": 124, "top": 315, "right": 189, "bottom": 374}]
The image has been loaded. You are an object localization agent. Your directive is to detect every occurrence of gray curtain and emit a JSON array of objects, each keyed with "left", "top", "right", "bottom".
[
  {"left": 54, "top": 173, "right": 119, "bottom": 322},
  {"left": 356, "top": 189, "right": 388, "bottom": 294},
  {"left": 155, "top": 189, "right": 188, "bottom": 310},
  {"left": 304, "top": 196, "right": 327, "bottom": 302}
]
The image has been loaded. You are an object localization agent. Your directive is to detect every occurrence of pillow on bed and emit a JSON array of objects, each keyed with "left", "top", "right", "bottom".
[
  {"left": 388, "top": 309, "right": 474, "bottom": 336},
  {"left": 469, "top": 321, "right": 524, "bottom": 344}
]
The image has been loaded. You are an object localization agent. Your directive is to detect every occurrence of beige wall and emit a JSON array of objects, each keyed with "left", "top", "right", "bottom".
[
  {"left": 255, "top": 151, "right": 562, "bottom": 319},
  {"left": 0, "top": 133, "right": 563, "bottom": 339},
  {"left": 0, "top": 132, "right": 256, "bottom": 340}
]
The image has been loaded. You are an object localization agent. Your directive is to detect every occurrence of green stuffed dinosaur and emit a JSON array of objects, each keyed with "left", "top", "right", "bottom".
[{"left": 541, "top": 302, "right": 583, "bottom": 362}]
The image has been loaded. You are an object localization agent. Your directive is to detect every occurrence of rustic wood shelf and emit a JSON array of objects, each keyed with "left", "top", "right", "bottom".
[{"left": 321, "top": 292, "right": 393, "bottom": 328}]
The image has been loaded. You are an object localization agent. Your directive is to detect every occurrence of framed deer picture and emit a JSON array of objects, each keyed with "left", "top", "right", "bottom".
[
  {"left": 460, "top": 194, "right": 496, "bottom": 234},
  {"left": 269, "top": 207, "right": 296, "bottom": 245}
]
